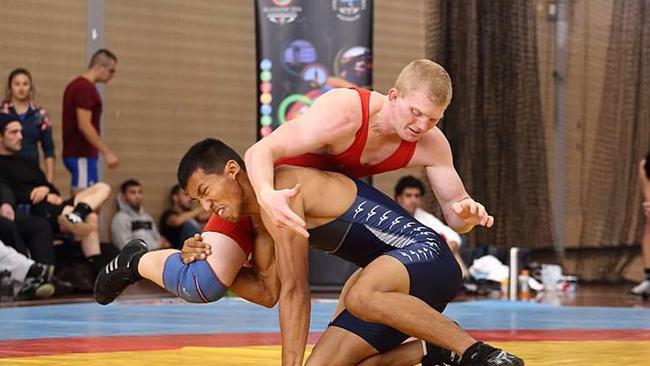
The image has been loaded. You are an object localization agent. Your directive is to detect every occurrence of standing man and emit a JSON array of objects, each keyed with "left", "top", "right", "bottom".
[{"left": 62, "top": 49, "right": 119, "bottom": 193}]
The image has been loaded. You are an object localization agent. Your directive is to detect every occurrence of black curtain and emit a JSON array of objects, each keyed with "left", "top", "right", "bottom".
[{"left": 426, "top": 0, "right": 552, "bottom": 249}]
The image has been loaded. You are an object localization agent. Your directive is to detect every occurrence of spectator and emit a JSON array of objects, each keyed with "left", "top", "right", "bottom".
[
  {"left": 0, "top": 113, "right": 110, "bottom": 277},
  {"left": 394, "top": 175, "right": 469, "bottom": 278},
  {"left": 111, "top": 179, "right": 168, "bottom": 250},
  {"left": 0, "top": 142, "right": 55, "bottom": 266},
  {"left": 3, "top": 68, "right": 55, "bottom": 182},
  {"left": 632, "top": 152, "right": 650, "bottom": 296},
  {"left": 0, "top": 239, "right": 54, "bottom": 300},
  {"left": 62, "top": 49, "right": 118, "bottom": 194},
  {"left": 159, "top": 184, "right": 205, "bottom": 249}
]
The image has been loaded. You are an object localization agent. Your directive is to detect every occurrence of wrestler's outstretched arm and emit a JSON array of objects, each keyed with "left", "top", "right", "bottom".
[
  {"left": 259, "top": 173, "right": 311, "bottom": 366},
  {"left": 412, "top": 130, "right": 494, "bottom": 233}
]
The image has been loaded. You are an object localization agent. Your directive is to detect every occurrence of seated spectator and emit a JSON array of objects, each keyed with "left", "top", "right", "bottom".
[
  {"left": 394, "top": 175, "right": 469, "bottom": 278},
  {"left": 0, "top": 239, "right": 54, "bottom": 300},
  {"left": 3, "top": 68, "right": 56, "bottom": 182},
  {"left": 159, "top": 184, "right": 205, "bottom": 249},
  {"left": 0, "top": 113, "right": 110, "bottom": 277},
  {"left": 111, "top": 179, "right": 169, "bottom": 250},
  {"left": 0, "top": 176, "right": 55, "bottom": 265}
]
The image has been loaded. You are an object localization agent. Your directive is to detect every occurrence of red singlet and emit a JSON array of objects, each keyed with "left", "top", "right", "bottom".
[{"left": 275, "top": 87, "right": 417, "bottom": 178}]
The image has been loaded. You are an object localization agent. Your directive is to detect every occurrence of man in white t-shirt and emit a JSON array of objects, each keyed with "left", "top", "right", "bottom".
[{"left": 395, "top": 175, "right": 468, "bottom": 278}]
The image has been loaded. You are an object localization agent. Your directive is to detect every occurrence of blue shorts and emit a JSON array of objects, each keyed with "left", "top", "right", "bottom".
[
  {"left": 330, "top": 248, "right": 462, "bottom": 353},
  {"left": 63, "top": 157, "right": 98, "bottom": 189}
]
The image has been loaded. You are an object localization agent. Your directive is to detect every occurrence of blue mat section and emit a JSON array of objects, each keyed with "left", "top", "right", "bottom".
[
  {"left": 445, "top": 300, "right": 650, "bottom": 331},
  {"left": 0, "top": 299, "right": 649, "bottom": 341}
]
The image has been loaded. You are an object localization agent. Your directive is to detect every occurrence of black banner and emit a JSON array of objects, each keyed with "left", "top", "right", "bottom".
[{"left": 255, "top": 0, "right": 373, "bottom": 139}]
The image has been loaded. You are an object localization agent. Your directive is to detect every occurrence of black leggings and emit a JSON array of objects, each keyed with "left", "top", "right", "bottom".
[{"left": 0, "top": 216, "right": 55, "bottom": 264}]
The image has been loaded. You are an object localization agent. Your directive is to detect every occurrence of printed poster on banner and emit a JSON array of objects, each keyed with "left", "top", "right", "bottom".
[{"left": 255, "top": 0, "right": 373, "bottom": 139}]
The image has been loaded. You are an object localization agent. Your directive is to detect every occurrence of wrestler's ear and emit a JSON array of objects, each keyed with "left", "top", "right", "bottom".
[
  {"left": 388, "top": 88, "right": 399, "bottom": 103},
  {"left": 224, "top": 159, "right": 241, "bottom": 180}
]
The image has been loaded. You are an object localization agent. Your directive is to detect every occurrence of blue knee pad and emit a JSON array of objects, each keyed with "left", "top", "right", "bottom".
[{"left": 162, "top": 253, "right": 228, "bottom": 303}]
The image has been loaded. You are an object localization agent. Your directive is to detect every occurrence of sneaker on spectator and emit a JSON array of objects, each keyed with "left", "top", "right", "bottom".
[
  {"left": 631, "top": 279, "right": 650, "bottom": 296},
  {"left": 17, "top": 263, "right": 55, "bottom": 300}
]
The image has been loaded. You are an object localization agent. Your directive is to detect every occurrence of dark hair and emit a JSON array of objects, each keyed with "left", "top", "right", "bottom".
[
  {"left": 170, "top": 184, "right": 182, "bottom": 196},
  {"left": 394, "top": 175, "right": 425, "bottom": 197},
  {"left": 177, "top": 138, "right": 245, "bottom": 189},
  {"left": 0, "top": 113, "right": 20, "bottom": 134},
  {"left": 645, "top": 151, "right": 650, "bottom": 179},
  {"left": 89, "top": 48, "right": 118, "bottom": 68},
  {"left": 120, "top": 179, "right": 141, "bottom": 194},
  {"left": 168, "top": 184, "right": 183, "bottom": 204},
  {"left": 5, "top": 68, "right": 35, "bottom": 102}
]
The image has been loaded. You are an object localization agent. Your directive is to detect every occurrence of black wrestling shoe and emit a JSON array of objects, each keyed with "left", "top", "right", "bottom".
[
  {"left": 421, "top": 341, "right": 462, "bottom": 366},
  {"left": 94, "top": 239, "right": 148, "bottom": 305},
  {"left": 460, "top": 342, "right": 524, "bottom": 366}
]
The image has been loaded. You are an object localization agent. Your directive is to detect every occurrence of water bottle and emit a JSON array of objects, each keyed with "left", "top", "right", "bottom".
[
  {"left": 0, "top": 270, "right": 14, "bottom": 302},
  {"left": 518, "top": 269, "right": 530, "bottom": 301}
]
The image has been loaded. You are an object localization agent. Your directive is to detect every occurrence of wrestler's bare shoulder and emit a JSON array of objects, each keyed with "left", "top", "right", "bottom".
[
  {"left": 408, "top": 127, "right": 452, "bottom": 167},
  {"left": 316, "top": 88, "right": 359, "bottom": 111},
  {"left": 322, "top": 88, "right": 361, "bottom": 116},
  {"left": 273, "top": 166, "right": 357, "bottom": 222}
]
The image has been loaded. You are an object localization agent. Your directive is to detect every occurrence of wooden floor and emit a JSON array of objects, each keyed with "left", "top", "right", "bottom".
[{"left": 456, "top": 283, "right": 650, "bottom": 308}]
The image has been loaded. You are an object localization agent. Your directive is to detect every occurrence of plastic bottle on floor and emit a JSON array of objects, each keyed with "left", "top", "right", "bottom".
[{"left": 519, "top": 269, "right": 530, "bottom": 301}]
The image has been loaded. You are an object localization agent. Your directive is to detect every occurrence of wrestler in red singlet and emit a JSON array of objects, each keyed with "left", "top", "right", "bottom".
[
  {"left": 204, "top": 87, "right": 417, "bottom": 248},
  {"left": 275, "top": 87, "right": 416, "bottom": 177}
]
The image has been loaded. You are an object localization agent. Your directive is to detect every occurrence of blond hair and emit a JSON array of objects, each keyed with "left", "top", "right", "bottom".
[{"left": 394, "top": 59, "right": 452, "bottom": 106}]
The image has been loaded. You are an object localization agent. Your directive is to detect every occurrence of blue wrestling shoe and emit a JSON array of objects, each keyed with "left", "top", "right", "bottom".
[{"left": 94, "top": 239, "right": 148, "bottom": 305}]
